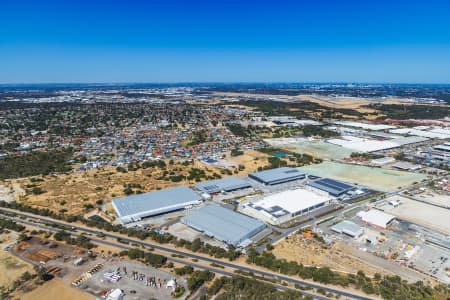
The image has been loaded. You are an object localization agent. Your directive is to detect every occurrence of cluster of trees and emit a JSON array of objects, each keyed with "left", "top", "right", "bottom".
[
  {"left": 0, "top": 271, "right": 38, "bottom": 299},
  {"left": 0, "top": 218, "right": 25, "bottom": 232},
  {"left": 117, "top": 159, "right": 169, "bottom": 174},
  {"left": 174, "top": 265, "right": 194, "bottom": 276},
  {"left": 270, "top": 125, "right": 338, "bottom": 139},
  {"left": 230, "top": 148, "right": 244, "bottom": 157},
  {"left": 226, "top": 123, "right": 252, "bottom": 137},
  {"left": 123, "top": 183, "right": 143, "bottom": 195},
  {"left": 237, "top": 99, "right": 362, "bottom": 119},
  {"left": 187, "top": 168, "right": 209, "bottom": 182},
  {"left": 174, "top": 238, "right": 241, "bottom": 261},
  {"left": 369, "top": 104, "right": 450, "bottom": 120},
  {"left": 0, "top": 148, "right": 73, "bottom": 180},
  {"left": 246, "top": 248, "right": 450, "bottom": 299},
  {"left": 0, "top": 201, "right": 241, "bottom": 261},
  {"left": 187, "top": 270, "right": 215, "bottom": 292},
  {"left": 256, "top": 148, "right": 317, "bottom": 170},
  {"left": 119, "top": 248, "right": 167, "bottom": 268},
  {"left": 53, "top": 230, "right": 95, "bottom": 249},
  {"left": 350, "top": 152, "right": 384, "bottom": 159},
  {"left": 301, "top": 125, "right": 338, "bottom": 138},
  {"left": 186, "top": 129, "right": 209, "bottom": 146},
  {"left": 207, "top": 276, "right": 310, "bottom": 300}
]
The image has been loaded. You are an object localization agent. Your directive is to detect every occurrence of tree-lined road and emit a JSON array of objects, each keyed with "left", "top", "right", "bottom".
[{"left": 0, "top": 207, "right": 374, "bottom": 300}]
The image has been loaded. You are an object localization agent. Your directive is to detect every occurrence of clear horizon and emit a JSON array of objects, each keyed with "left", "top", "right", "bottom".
[{"left": 1, "top": 0, "right": 450, "bottom": 83}]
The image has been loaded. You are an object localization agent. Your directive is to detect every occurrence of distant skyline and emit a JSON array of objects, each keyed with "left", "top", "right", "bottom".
[{"left": 1, "top": 0, "right": 450, "bottom": 83}]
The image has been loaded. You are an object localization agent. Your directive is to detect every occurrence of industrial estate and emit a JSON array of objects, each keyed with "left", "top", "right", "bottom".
[{"left": 0, "top": 84, "right": 449, "bottom": 300}]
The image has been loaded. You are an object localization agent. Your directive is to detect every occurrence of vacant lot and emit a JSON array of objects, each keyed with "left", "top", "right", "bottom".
[
  {"left": 20, "top": 278, "right": 94, "bottom": 300},
  {"left": 0, "top": 233, "right": 34, "bottom": 288},
  {"left": 273, "top": 234, "right": 387, "bottom": 277},
  {"left": 380, "top": 196, "right": 450, "bottom": 235},
  {"left": 10, "top": 158, "right": 251, "bottom": 216},
  {"left": 225, "top": 149, "right": 270, "bottom": 173},
  {"left": 299, "top": 161, "right": 428, "bottom": 191}
]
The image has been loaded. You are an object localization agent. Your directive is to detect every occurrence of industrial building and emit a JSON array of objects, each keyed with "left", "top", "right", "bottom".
[
  {"left": 181, "top": 204, "right": 266, "bottom": 247},
  {"left": 371, "top": 156, "right": 396, "bottom": 166},
  {"left": 307, "top": 178, "right": 355, "bottom": 197},
  {"left": 241, "top": 188, "right": 331, "bottom": 225},
  {"left": 112, "top": 186, "right": 203, "bottom": 224},
  {"left": 195, "top": 176, "right": 252, "bottom": 195},
  {"left": 248, "top": 167, "right": 306, "bottom": 185},
  {"left": 392, "top": 161, "right": 421, "bottom": 171},
  {"left": 434, "top": 143, "right": 450, "bottom": 152},
  {"left": 331, "top": 220, "right": 364, "bottom": 237},
  {"left": 357, "top": 209, "right": 395, "bottom": 229}
]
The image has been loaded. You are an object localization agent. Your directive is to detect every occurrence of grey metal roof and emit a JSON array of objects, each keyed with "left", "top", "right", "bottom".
[
  {"left": 195, "top": 177, "right": 252, "bottom": 194},
  {"left": 248, "top": 167, "right": 305, "bottom": 185},
  {"left": 331, "top": 220, "right": 363, "bottom": 237},
  {"left": 181, "top": 204, "right": 266, "bottom": 247},
  {"left": 112, "top": 186, "right": 202, "bottom": 219},
  {"left": 307, "top": 178, "right": 354, "bottom": 196},
  {"left": 391, "top": 136, "right": 429, "bottom": 146}
]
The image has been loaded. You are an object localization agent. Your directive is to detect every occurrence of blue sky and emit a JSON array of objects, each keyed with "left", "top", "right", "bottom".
[{"left": 1, "top": 0, "right": 450, "bottom": 83}]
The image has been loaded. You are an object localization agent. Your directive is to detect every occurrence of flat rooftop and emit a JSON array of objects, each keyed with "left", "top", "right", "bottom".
[
  {"left": 181, "top": 204, "right": 265, "bottom": 247},
  {"left": 307, "top": 178, "right": 354, "bottom": 196},
  {"left": 247, "top": 188, "right": 330, "bottom": 218},
  {"left": 331, "top": 220, "right": 363, "bottom": 236},
  {"left": 112, "top": 186, "right": 202, "bottom": 220},
  {"left": 248, "top": 167, "right": 305, "bottom": 185},
  {"left": 195, "top": 176, "right": 252, "bottom": 194},
  {"left": 357, "top": 209, "right": 395, "bottom": 228}
]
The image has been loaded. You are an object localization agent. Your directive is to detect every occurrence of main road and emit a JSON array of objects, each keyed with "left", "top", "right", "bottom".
[{"left": 0, "top": 207, "right": 374, "bottom": 300}]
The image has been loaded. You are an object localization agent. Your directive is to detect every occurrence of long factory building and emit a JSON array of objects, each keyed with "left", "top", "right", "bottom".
[
  {"left": 248, "top": 167, "right": 306, "bottom": 185},
  {"left": 112, "top": 186, "right": 203, "bottom": 224},
  {"left": 240, "top": 187, "right": 331, "bottom": 225},
  {"left": 195, "top": 176, "right": 252, "bottom": 195},
  {"left": 181, "top": 204, "right": 266, "bottom": 247}
]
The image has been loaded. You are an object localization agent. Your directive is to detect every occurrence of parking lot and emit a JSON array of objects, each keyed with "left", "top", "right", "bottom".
[{"left": 81, "top": 260, "right": 185, "bottom": 299}]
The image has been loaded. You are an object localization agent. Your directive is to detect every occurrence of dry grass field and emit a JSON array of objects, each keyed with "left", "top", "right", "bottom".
[
  {"left": 273, "top": 234, "right": 387, "bottom": 277},
  {"left": 213, "top": 91, "right": 417, "bottom": 119},
  {"left": 0, "top": 233, "right": 34, "bottom": 288},
  {"left": 225, "top": 149, "right": 270, "bottom": 173},
  {"left": 19, "top": 278, "right": 94, "bottom": 300},
  {"left": 8, "top": 154, "right": 270, "bottom": 216}
]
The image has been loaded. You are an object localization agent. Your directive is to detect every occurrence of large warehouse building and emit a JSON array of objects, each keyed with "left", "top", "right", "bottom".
[
  {"left": 248, "top": 167, "right": 306, "bottom": 185},
  {"left": 195, "top": 176, "right": 252, "bottom": 195},
  {"left": 331, "top": 220, "right": 364, "bottom": 238},
  {"left": 181, "top": 204, "right": 266, "bottom": 247},
  {"left": 307, "top": 178, "right": 355, "bottom": 197},
  {"left": 112, "top": 186, "right": 203, "bottom": 224},
  {"left": 240, "top": 188, "right": 331, "bottom": 225},
  {"left": 357, "top": 209, "right": 395, "bottom": 229}
]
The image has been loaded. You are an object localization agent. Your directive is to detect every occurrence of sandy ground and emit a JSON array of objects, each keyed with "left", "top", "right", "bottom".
[
  {"left": 380, "top": 196, "right": 450, "bottom": 235},
  {"left": 273, "top": 235, "right": 388, "bottom": 277},
  {"left": 9, "top": 158, "right": 259, "bottom": 216},
  {"left": 19, "top": 278, "right": 94, "bottom": 300},
  {"left": 212, "top": 91, "right": 416, "bottom": 118},
  {"left": 225, "top": 149, "right": 270, "bottom": 173},
  {"left": 0, "top": 183, "right": 25, "bottom": 203},
  {"left": 0, "top": 233, "right": 34, "bottom": 288}
]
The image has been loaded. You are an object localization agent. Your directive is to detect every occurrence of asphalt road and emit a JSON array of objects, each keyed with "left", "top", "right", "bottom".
[{"left": 0, "top": 208, "right": 374, "bottom": 300}]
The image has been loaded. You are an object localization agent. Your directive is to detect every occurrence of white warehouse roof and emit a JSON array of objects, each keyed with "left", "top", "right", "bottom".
[
  {"left": 112, "top": 186, "right": 202, "bottom": 223},
  {"left": 243, "top": 188, "right": 330, "bottom": 224},
  {"left": 357, "top": 209, "right": 395, "bottom": 229}
]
